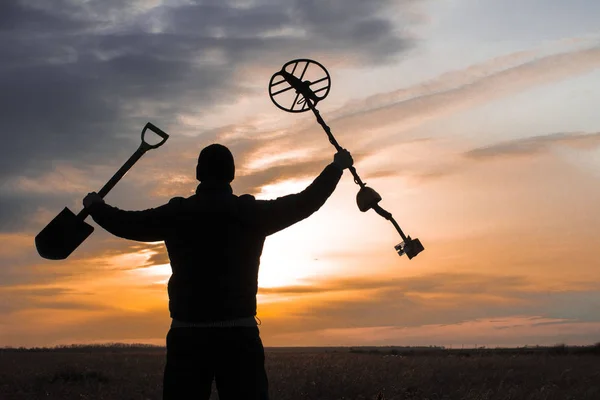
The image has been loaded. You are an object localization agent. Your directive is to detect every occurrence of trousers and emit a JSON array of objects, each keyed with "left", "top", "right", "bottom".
[{"left": 162, "top": 326, "right": 269, "bottom": 400}]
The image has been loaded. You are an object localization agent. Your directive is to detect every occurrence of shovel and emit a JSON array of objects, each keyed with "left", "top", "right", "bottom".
[{"left": 35, "top": 122, "right": 169, "bottom": 260}]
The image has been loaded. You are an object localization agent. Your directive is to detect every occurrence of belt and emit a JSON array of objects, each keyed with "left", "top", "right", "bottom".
[{"left": 171, "top": 316, "right": 259, "bottom": 328}]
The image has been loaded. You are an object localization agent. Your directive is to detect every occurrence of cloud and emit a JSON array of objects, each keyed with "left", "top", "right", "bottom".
[
  {"left": 143, "top": 245, "right": 170, "bottom": 267},
  {"left": 2, "top": 164, "right": 102, "bottom": 196},
  {"left": 0, "top": 231, "right": 168, "bottom": 290},
  {"left": 259, "top": 272, "right": 535, "bottom": 296},
  {"left": 464, "top": 132, "right": 600, "bottom": 160},
  {"left": 255, "top": 272, "right": 600, "bottom": 343},
  {"left": 320, "top": 45, "right": 600, "bottom": 147},
  {"left": 372, "top": 130, "right": 600, "bottom": 187},
  {"left": 0, "top": 286, "right": 103, "bottom": 314},
  {"left": 200, "top": 44, "right": 600, "bottom": 194},
  {"left": 235, "top": 149, "right": 376, "bottom": 194},
  {"left": 2, "top": 265, "right": 600, "bottom": 347},
  {"left": 285, "top": 316, "right": 600, "bottom": 347},
  {"left": 0, "top": 233, "right": 33, "bottom": 258},
  {"left": 327, "top": 49, "right": 540, "bottom": 121},
  {"left": 0, "top": 0, "right": 416, "bottom": 179},
  {"left": 87, "top": 241, "right": 171, "bottom": 270},
  {"left": 0, "top": 307, "right": 170, "bottom": 347}
]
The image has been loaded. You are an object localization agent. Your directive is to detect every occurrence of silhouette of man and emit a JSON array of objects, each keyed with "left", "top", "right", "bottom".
[{"left": 83, "top": 143, "right": 353, "bottom": 399}]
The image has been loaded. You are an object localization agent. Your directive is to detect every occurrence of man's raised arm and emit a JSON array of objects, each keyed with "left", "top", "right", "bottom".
[
  {"left": 83, "top": 193, "right": 180, "bottom": 242},
  {"left": 256, "top": 149, "right": 353, "bottom": 236}
]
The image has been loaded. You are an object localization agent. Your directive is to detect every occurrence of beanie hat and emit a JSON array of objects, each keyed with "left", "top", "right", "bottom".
[{"left": 196, "top": 144, "right": 235, "bottom": 182}]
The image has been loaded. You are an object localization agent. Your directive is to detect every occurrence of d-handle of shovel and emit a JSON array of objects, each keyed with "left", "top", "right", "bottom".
[
  {"left": 77, "top": 122, "right": 169, "bottom": 220},
  {"left": 141, "top": 122, "right": 169, "bottom": 150}
]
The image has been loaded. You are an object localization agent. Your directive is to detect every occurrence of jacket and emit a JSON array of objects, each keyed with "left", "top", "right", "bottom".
[{"left": 89, "top": 163, "right": 344, "bottom": 322}]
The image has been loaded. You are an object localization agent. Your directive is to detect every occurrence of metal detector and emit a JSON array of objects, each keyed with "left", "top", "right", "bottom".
[{"left": 269, "top": 59, "right": 424, "bottom": 259}]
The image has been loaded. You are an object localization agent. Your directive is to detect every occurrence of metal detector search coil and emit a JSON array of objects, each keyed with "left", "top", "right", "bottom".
[{"left": 269, "top": 59, "right": 424, "bottom": 260}]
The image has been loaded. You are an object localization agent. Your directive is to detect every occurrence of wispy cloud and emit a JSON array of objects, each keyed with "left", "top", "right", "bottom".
[
  {"left": 275, "top": 316, "right": 600, "bottom": 347},
  {"left": 215, "top": 44, "right": 600, "bottom": 192},
  {"left": 0, "top": 307, "right": 169, "bottom": 347},
  {"left": 323, "top": 45, "right": 600, "bottom": 147},
  {"left": 254, "top": 272, "right": 600, "bottom": 341},
  {"left": 258, "top": 272, "right": 597, "bottom": 297},
  {"left": 464, "top": 132, "right": 600, "bottom": 160},
  {"left": 0, "top": 286, "right": 103, "bottom": 315}
]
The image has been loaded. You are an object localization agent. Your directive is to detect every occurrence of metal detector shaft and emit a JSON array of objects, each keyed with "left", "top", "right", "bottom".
[
  {"left": 372, "top": 205, "right": 408, "bottom": 242},
  {"left": 306, "top": 102, "right": 366, "bottom": 188},
  {"left": 305, "top": 101, "right": 407, "bottom": 240}
]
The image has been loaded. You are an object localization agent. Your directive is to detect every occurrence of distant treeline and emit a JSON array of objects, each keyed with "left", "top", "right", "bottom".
[
  {"left": 0, "top": 343, "right": 166, "bottom": 353},
  {"left": 347, "top": 343, "right": 600, "bottom": 356},
  {"left": 1, "top": 342, "right": 599, "bottom": 355}
]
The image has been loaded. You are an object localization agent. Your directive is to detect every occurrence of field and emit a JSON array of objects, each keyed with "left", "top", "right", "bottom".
[{"left": 1, "top": 345, "right": 599, "bottom": 399}]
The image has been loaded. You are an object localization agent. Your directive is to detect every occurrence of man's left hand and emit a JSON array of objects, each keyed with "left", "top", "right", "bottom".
[{"left": 83, "top": 192, "right": 105, "bottom": 209}]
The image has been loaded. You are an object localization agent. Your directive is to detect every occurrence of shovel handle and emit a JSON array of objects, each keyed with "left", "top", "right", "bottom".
[{"left": 77, "top": 122, "right": 169, "bottom": 219}]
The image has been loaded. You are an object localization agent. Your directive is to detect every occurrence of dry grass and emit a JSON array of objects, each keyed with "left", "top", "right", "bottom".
[{"left": 1, "top": 346, "right": 599, "bottom": 399}]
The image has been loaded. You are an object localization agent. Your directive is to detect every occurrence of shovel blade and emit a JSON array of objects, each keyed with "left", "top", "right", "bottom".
[{"left": 35, "top": 207, "right": 94, "bottom": 260}]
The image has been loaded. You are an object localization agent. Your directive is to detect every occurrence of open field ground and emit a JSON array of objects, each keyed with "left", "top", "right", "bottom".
[{"left": 1, "top": 345, "right": 599, "bottom": 399}]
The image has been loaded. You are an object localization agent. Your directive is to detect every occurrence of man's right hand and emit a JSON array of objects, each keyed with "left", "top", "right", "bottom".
[
  {"left": 83, "top": 192, "right": 105, "bottom": 209},
  {"left": 333, "top": 148, "right": 354, "bottom": 170}
]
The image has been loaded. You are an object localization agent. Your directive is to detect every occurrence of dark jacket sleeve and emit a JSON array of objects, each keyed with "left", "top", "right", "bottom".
[
  {"left": 255, "top": 163, "right": 344, "bottom": 236},
  {"left": 88, "top": 198, "right": 181, "bottom": 242}
]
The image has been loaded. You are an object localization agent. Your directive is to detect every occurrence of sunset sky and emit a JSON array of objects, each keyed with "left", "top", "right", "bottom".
[{"left": 2, "top": 0, "right": 600, "bottom": 348}]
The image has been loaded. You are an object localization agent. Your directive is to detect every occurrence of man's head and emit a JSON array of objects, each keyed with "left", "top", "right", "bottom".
[{"left": 196, "top": 144, "right": 235, "bottom": 182}]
